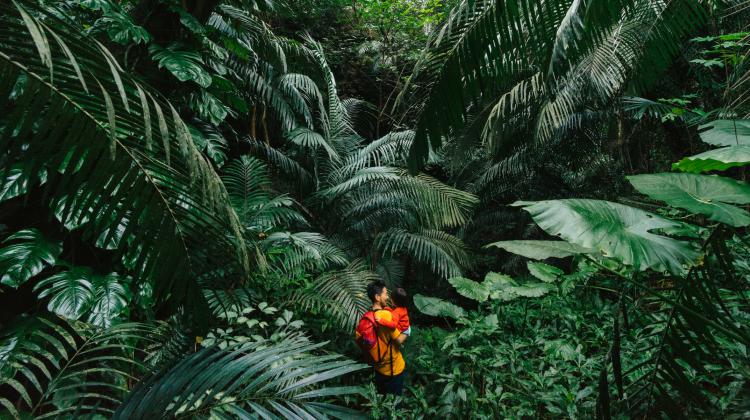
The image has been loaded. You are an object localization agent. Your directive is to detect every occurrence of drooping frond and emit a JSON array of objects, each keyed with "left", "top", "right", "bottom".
[
  {"left": 320, "top": 168, "right": 477, "bottom": 230},
  {"left": 598, "top": 228, "right": 750, "bottom": 417},
  {"left": 329, "top": 131, "right": 414, "bottom": 182},
  {"left": 0, "top": 1, "right": 249, "bottom": 306},
  {"left": 264, "top": 231, "right": 350, "bottom": 272},
  {"left": 375, "top": 228, "right": 471, "bottom": 279},
  {"left": 244, "top": 137, "right": 315, "bottom": 189},
  {"left": 401, "top": 0, "right": 708, "bottom": 169},
  {"left": 0, "top": 315, "right": 158, "bottom": 418},
  {"left": 222, "top": 156, "right": 307, "bottom": 231},
  {"left": 114, "top": 336, "right": 366, "bottom": 419},
  {"left": 291, "top": 259, "right": 377, "bottom": 330}
]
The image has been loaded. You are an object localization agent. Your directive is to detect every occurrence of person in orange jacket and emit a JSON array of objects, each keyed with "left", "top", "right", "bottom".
[{"left": 354, "top": 282, "right": 408, "bottom": 396}]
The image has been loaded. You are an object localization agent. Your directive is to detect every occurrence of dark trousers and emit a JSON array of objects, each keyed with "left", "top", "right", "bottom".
[{"left": 374, "top": 370, "right": 405, "bottom": 396}]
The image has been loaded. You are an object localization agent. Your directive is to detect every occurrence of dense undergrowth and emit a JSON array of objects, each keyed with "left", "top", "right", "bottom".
[{"left": 1, "top": 0, "right": 749, "bottom": 418}]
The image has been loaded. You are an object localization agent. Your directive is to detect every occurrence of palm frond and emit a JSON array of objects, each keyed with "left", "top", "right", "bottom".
[
  {"left": 244, "top": 137, "right": 315, "bottom": 189},
  {"left": 599, "top": 229, "right": 750, "bottom": 417},
  {"left": 222, "top": 155, "right": 308, "bottom": 231},
  {"left": 0, "top": 1, "right": 249, "bottom": 307},
  {"left": 292, "top": 259, "right": 377, "bottom": 330},
  {"left": 402, "top": 0, "right": 708, "bottom": 169},
  {"left": 375, "top": 228, "right": 471, "bottom": 280},
  {"left": 0, "top": 315, "right": 158, "bottom": 418},
  {"left": 264, "top": 231, "right": 350, "bottom": 272},
  {"left": 115, "top": 336, "right": 366, "bottom": 419}
]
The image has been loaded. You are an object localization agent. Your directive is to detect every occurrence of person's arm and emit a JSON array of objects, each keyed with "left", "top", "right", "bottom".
[{"left": 395, "top": 333, "right": 408, "bottom": 345}]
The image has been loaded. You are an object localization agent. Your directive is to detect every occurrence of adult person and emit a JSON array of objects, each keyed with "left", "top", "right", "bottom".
[{"left": 362, "top": 281, "right": 408, "bottom": 395}]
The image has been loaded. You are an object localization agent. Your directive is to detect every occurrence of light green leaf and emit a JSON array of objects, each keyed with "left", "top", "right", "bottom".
[
  {"left": 482, "top": 272, "right": 517, "bottom": 301},
  {"left": 673, "top": 145, "right": 750, "bottom": 173},
  {"left": 485, "top": 240, "right": 592, "bottom": 259},
  {"left": 527, "top": 261, "right": 563, "bottom": 283},
  {"left": 628, "top": 173, "right": 750, "bottom": 227},
  {"left": 698, "top": 120, "right": 750, "bottom": 146},
  {"left": 413, "top": 294, "right": 466, "bottom": 319},
  {"left": 510, "top": 283, "right": 552, "bottom": 298},
  {"left": 447, "top": 276, "right": 488, "bottom": 302},
  {"left": 0, "top": 229, "right": 62, "bottom": 288},
  {"left": 513, "top": 199, "right": 700, "bottom": 275}
]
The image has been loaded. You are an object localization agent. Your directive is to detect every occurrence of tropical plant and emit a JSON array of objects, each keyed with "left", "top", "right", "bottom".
[
  {"left": 0, "top": 315, "right": 159, "bottom": 418},
  {"left": 495, "top": 120, "right": 750, "bottom": 417},
  {"left": 0, "top": 0, "right": 249, "bottom": 310}
]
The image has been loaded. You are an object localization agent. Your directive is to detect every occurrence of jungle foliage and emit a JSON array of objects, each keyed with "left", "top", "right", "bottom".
[{"left": 0, "top": 0, "right": 749, "bottom": 418}]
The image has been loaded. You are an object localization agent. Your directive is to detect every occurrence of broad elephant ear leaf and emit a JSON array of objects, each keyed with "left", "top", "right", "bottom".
[
  {"left": 628, "top": 173, "right": 750, "bottom": 227},
  {"left": 672, "top": 145, "right": 750, "bottom": 173},
  {"left": 485, "top": 240, "right": 592, "bottom": 259},
  {"left": 413, "top": 294, "right": 466, "bottom": 319},
  {"left": 697, "top": 119, "right": 750, "bottom": 146},
  {"left": 512, "top": 199, "right": 700, "bottom": 275},
  {"left": 527, "top": 261, "right": 563, "bottom": 283},
  {"left": 0, "top": 229, "right": 62, "bottom": 288},
  {"left": 448, "top": 276, "right": 488, "bottom": 302}
]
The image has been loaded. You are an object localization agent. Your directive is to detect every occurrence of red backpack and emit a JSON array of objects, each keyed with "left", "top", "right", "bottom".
[{"left": 354, "top": 311, "right": 378, "bottom": 351}]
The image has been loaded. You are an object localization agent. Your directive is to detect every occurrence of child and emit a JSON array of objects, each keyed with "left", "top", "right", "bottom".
[{"left": 376, "top": 287, "right": 411, "bottom": 336}]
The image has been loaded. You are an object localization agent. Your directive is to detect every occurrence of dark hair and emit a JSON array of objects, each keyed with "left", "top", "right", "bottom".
[
  {"left": 391, "top": 287, "right": 408, "bottom": 307},
  {"left": 366, "top": 281, "right": 386, "bottom": 302}
]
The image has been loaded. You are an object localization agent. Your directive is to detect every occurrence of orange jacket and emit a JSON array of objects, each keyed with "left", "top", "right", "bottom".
[{"left": 375, "top": 306, "right": 410, "bottom": 333}]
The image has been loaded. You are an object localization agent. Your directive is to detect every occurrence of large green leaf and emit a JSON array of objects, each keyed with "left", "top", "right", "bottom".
[
  {"left": 513, "top": 199, "right": 700, "bottom": 274},
  {"left": 87, "top": 272, "right": 132, "bottom": 328},
  {"left": 0, "top": 229, "right": 62, "bottom": 288},
  {"left": 697, "top": 119, "right": 750, "bottom": 146},
  {"left": 413, "top": 294, "right": 466, "bottom": 319},
  {"left": 448, "top": 276, "right": 488, "bottom": 302},
  {"left": 485, "top": 240, "right": 592, "bottom": 259},
  {"left": 150, "top": 44, "right": 212, "bottom": 87},
  {"left": 483, "top": 272, "right": 519, "bottom": 301},
  {"left": 34, "top": 267, "right": 95, "bottom": 319},
  {"left": 482, "top": 272, "right": 552, "bottom": 301},
  {"left": 628, "top": 173, "right": 750, "bottom": 227},
  {"left": 510, "top": 282, "right": 552, "bottom": 298},
  {"left": 527, "top": 261, "right": 563, "bottom": 283},
  {"left": 672, "top": 145, "right": 750, "bottom": 173},
  {"left": 0, "top": 165, "right": 45, "bottom": 203}
]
